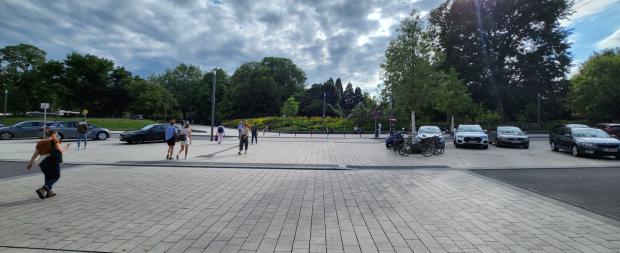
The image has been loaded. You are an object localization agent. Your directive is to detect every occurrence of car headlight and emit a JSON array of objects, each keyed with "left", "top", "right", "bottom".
[{"left": 580, "top": 142, "right": 595, "bottom": 147}]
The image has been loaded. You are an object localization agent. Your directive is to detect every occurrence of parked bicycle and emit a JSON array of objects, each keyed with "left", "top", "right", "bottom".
[{"left": 420, "top": 135, "right": 444, "bottom": 157}]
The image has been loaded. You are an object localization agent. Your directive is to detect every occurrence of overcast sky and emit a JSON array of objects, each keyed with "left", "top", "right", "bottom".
[{"left": 1, "top": 0, "right": 619, "bottom": 93}]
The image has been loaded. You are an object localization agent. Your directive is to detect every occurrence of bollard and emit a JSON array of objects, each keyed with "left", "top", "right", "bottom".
[{"left": 310, "top": 130, "right": 312, "bottom": 138}]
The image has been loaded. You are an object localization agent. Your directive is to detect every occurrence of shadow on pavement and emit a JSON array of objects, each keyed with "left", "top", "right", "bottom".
[{"left": 472, "top": 167, "right": 620, "bottom": 221}]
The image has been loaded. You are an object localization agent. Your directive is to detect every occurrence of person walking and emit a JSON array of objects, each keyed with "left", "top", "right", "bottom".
[
  {"left": 238, "top": 123, "right": 249, "bottom": 155},
  {"left": 251, "top": 124, "right": 258, "bottom": 144},
  {"left": 217, "top": 124, "right": 225, "bottom": 144},
  {"left": 165, "top": 119, "right": 178, "bottom": 160},
  {"left": 176, "top": 123, "right": 191, "bottom": 159},
  {"left": 76, "top": 121, "right": 89, "bottom": 150},
  {"left": 27, "top": 130, "right": 70, "bottom": 199},
  {"left": 237, "top": 121, "right": 244, "bottom": 139}
]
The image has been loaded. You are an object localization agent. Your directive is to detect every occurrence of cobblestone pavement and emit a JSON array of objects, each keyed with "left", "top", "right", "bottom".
[
  {"left": 1, "top": 166, "right": 619, "bottom": 253},
  {"left": 1, "top": 137, "right": 618, "bottom": 169}
]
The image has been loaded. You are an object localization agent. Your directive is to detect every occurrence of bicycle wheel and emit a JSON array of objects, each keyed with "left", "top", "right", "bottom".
[
  {"left": 422, "top": 143, "right": 433, "bottom": 157},
  {"left": 398, "top": 144, "right": 411, "bottom": 156},
  {"left": 435, "top": 143, "right": 445, "bottom": 155}
]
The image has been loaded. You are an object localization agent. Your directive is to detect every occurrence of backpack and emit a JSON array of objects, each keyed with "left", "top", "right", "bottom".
[
  {"left": 77, "top": 122, "right": 88, "bottom": 134},
  {"left": 218, "top": 126, "right": 224, "bottom": 133},
  {"left": 178, "top": 128, "right": 187, "bottom": 141}
]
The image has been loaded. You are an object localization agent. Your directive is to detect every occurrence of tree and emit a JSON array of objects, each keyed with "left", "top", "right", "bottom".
[
  {"left": 432, "top": 69, "right": 474, "bottom": 120},
  {"left": 128, "top": 78, "right": 176, "bottom": 118},
  {"left": 348, "top": 102, "right": 370, "bottom": 127},
  {"left": 224, "top": 62, "right": 281, "bottom": 118},
  {"left": 429, "top": 0, "right": 573, "bottom": 120},
  {"left": 341, "top": 82, "right": 356, "bottom": 113},
  {"left": 280, "top": 96, "right": 300, "bottom": 117},
  {"left": 261, "top": 57, "right": 306, "bottom": 103},
  {"left": 64, "top": 52, "right": 115, "bottom": 116},
  {"left": 381, "top": 10, "right": 437, "bottom": 123},
  {"left": 0, "top": 44, "right": 47, "bottom": 112},
  {"left": 335, "top": 78, "right": 343, "bottom": 105},
  {"left": 153, "top": 64, "right": 204, "bottom": 119},
  {"left": 569, "top": 49, "right": 620, "bottom": 121}
]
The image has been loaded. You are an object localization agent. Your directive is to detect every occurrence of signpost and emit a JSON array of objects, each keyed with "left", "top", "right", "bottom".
[{"left": 41, "top": 103, "right": 49, "bottom": 138}]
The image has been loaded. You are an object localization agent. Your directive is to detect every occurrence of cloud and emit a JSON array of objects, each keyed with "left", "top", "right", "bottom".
[
  {"left": 563, "top": 0, "right": 617, "bottom": 25},
  {"left": 0, "top": 0, "right": 444, "bottom": 93},
  {"left": 597, "top": 28, "right": 620, "bottom": 49}
]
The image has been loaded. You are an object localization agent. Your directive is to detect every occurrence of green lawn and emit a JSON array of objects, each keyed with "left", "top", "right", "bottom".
[{"left": 1, "top": 117, "right": 156, "bottom": 131}]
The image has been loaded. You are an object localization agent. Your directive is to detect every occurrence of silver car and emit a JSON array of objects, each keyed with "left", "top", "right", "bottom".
[
  {"left": 454, "top": 124, "right": 489, "bottom": 149},
  {"left": 415, "top": 126, "right": 446, "bottom": 147},
  {"left": 47, "top": 121, "right": 110, "bottom": 141},
  {"left": 0, "top": 121, "right": 46, "bottom": 140},
  {"left": 489, "top": 126, "right": 529, "bottom": 148}
]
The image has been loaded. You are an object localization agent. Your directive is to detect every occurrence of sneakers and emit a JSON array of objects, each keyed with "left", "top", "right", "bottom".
[
  {"left": 35, "top": 187, "right": 46, "bottom": 199},
  {"left": 238, "top": 152, "right": 241, "bottom": 155}
]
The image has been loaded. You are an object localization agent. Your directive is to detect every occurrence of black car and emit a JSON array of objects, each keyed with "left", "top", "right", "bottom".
[
  {"left": 120, "top": 123, "right": 168, "bottom": 144},
  {"left": 549, "top": 125, "right": 620, "bottom": 159},
  {"left": 489, "top": 126, "right": 529, "bottom": 148}
]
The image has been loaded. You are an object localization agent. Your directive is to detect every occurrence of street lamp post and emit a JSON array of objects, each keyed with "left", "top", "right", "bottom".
[
  {"left": 210, "top": 69, "right": 217, "bottom": 141},
  {"left": 322, "top": 92, "right": 326, "bottom": 118},
  {"left": 3, "top": 89, "right": 7, "bottom": 125}
]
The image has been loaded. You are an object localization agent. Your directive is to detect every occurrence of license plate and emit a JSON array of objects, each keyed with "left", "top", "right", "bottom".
[
  {"left": 603, "top": 148, "right": 617, "bottom": 152},
  {"left": 468, "top": 141, "right": 478, "bottom": 143},
  {"left": 511, "top": 141, "right": 521, "bottom": 143}
]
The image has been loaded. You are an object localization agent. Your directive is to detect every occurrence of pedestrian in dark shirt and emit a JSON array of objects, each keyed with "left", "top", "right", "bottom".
[{"left": 251, "top": 124, "right": 258, "bottom": 144}]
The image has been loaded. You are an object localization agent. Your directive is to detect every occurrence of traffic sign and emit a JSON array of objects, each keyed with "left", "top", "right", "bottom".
[
  {"left": 82, "top": 109, "right": 89, "bottom": 116},
  {"left": 40, "top": 103, "right": 49, "bottom": 109}
]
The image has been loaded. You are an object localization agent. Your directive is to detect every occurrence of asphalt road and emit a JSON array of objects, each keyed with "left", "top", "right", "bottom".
[
  {"left": 472, "top": 167, "right": 620, "bottom": 220},
  {"left": 0, "top": 161, "right": 74, "bottom": 179}
]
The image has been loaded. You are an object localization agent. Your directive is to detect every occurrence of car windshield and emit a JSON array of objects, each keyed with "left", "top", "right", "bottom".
[
  {"left": 498, "top": 127, "right": 523, "bottom": 135},
  {"left": 572, "top": 128, "right": 611, "bottom": 138},
  {"left": 140, "top": 124, "right": 157, "bottom": 131},
  {"left": 458, "top": 125, "right": 483, "bottom": 132},
  {"left": 418, "top": 126, "right": 441, "bottom": 134}
]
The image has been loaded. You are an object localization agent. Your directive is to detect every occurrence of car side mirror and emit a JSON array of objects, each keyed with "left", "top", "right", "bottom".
[
  {"left": 484, "top": 130, "right": 488, "bottom": 133},
  {"left": 563, "top": 133, "right": 571, "bottom": 137}
]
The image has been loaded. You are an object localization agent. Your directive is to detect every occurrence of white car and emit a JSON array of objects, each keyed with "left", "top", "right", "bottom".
[{"left": 454, "top": 124, "right": 489, "bottom": 149}]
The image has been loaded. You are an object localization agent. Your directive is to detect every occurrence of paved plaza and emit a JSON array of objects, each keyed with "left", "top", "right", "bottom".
[{"left": 1, "top": 136, "right": 620, "bottom": 252}]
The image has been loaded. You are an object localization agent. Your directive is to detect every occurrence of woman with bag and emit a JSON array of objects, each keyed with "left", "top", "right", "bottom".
[
  {"left": 27, "top": 130, "right": 70, "bottom": 199},
  {"left": 238, "top": 123, "right": 250, "bottom": 155},
  {"left": 176, "top": 123, "right": 192, "bottom": 160}
]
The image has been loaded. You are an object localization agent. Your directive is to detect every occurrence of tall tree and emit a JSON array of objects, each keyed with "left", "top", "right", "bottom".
[
  {"left": 224, "top": 62, "right": 281, "bottom": 118},
  {"left": 341, "top": 82, "right": 356, "bottom": 113},
  {"left": 569, "top": 49, "right": 620, "bottom": 121},
  {"left": 335, "top": 77, "right": 343, "bottom": 106},
  {"left": 429, "top": 0, "right": 572, "bottom": 120},
  {"left": 261, "top": 57, "right": 306, "bottom": 102},
  {"left": 280, "top": 96, "right": 300, "bottom": 117},
  {"left": 152, "top": 64, "right": 204, "bottom": 119},
  {"left": 381, "top": 10, "right": 437, "bottom": 123},
  {"left": 64, "top": 52, "right": 115, "bottom": 116},
  {"left": 0, "top": 44, "right": 47, "bottom": 112}
]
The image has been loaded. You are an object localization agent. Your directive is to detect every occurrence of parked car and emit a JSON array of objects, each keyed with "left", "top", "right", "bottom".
[
  {"left": 489, "top": 126, "right": 529, "bottom": 148},
  {"left": 454, "top": 124, "right": 488, "bottom": 149},
  {"left": 120, "top": 123, "right": 168, "bottom": 144},
  {"left": 415, "top": 126, "right": 446, "bottom": 150},
  {"left": 596, "top": 123, "right": 620, "bottom": 140},
  {"left": 0, "top": 121, "right": 46, "bottom": 140},
  {"left": 47, "top": 121, "right": 110, "bottom": 141},
  {"left": 385, "top": 130, "right": 405, "bottom": 149},
  {"left": 549, "top": 125, "right": 620, "bottom": 159}
]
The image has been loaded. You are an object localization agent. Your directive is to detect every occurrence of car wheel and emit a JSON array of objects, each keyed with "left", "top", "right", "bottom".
[
  {"left": 482, "top": 145, "right": 488, "bottom": 150},
  {"left": 386, "top": 143, "right": 392, "bottom": 149},
  {"left": 550, "top": 141, "right": 559, "bottom": 151},
  {"left": 523, "top": 145, "right": 529, "bottom": 149},
  {"left": 96, "top": 132, "right": 108, "bottom": 140},
  {"left": 136, "top": 136, "right": 145, "bottom": 144},
  {"left": 616, "top": 154, "right": 620, "bottom": 160},
  {"left": 0, "top": 132, "right": 12, "bottom": 140},
  {"left": 571, "top": 145, "right": 580, "bottom": 157}
]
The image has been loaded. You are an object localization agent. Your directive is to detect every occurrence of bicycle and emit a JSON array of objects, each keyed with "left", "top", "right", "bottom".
[
  {"left": 420, "top": 136, "right": 444, "bottom": 157},
  {"left": 398, "top": 137, "right": 413, "bottom": 156}
]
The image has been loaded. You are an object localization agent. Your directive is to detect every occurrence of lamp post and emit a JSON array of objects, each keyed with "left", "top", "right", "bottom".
[
  {"left": 322, "top": 92, "right": 326, "bottom": 118},
  {"left": 210, "top": 68, "right": 217, "bottom": 141},
  {"left": 3, "top": 89, "right": 7, "bottom": 125}
]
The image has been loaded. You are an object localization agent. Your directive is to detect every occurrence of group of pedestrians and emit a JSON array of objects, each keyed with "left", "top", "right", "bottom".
[{"left": 164, "top": 118, "right": 192, "bottom": 160}]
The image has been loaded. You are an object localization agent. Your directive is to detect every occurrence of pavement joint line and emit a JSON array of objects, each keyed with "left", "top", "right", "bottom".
[
  {"left": 466, "top": 169, "right": 620, "bottom": 226},
  {"left": 0, "top": 245, "right": 113, "bottom": 253}
]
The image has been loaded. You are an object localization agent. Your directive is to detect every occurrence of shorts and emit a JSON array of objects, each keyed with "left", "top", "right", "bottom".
[
  {"left": 166, "top": 139, "right": 176, "bottom": 146},
  {"left": 180, "top": 140, "right": 189, "bottom": 145}
]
